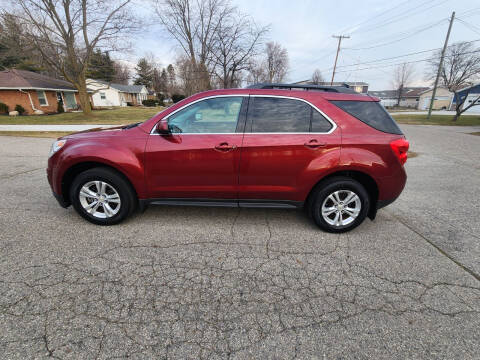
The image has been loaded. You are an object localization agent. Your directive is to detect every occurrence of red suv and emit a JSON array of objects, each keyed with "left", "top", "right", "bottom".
[{"left": 47, "top": 84, "right": 409, "bottom": 232}]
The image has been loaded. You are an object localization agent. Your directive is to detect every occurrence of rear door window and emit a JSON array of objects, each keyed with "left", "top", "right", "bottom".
[
  {"left": 331, "top": 100, "right": 403, "bottom": 134},
  {"left": 249, "top": 97, "right": 311, "bottom": 132},
  {"left": 311, "top": 110, "right": 333, "bottom": 132}
]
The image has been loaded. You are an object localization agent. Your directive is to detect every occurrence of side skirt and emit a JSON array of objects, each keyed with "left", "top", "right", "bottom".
[{"left": 140, "top": 198, "right": 304, "bottom": 209}]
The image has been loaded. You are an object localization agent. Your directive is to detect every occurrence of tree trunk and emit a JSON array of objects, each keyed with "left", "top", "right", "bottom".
[{"left": 77, "top": 81, "right": 92, "bottom": 115}]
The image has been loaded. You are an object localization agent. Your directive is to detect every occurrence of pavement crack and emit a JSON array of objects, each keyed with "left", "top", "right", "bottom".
[{"left": 387, "top": 210, "right": 480, "bottom": 282}]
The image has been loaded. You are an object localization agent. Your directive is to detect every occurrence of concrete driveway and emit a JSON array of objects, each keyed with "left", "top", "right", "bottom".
[{"left": 0, "top": 125, "right": 479, "bottom": 359}]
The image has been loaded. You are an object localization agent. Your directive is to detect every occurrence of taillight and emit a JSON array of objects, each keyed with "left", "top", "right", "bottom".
[{"left": 390, "top": 138, "right": 409, "bottom": 165}]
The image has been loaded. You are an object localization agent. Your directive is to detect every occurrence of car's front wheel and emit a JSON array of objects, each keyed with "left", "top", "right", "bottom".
[
  {"left": 70, "top": 167, "right": 136, "bottom": 225},
  {"left": 309, "top": 176, "right": 370, "bottom": 233}
]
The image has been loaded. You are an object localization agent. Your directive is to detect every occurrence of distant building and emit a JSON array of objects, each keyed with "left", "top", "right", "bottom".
[
  {"left": 452, "top": 83, "right": 480, "bottom": 114},
  {"left": 368, "top": 87, "right": 429, "bottom": 108},
  {"left": 0, "top": 69, "right": 81, "bottom": 115},
  {"left": 293, "top": 80, "right": 369, "bottom": 94},
  {"left": 87, "top": 79, "right": 149, "bottom": 107},
  {"left": 417, "top": 87, "right": 453, "bottom": 110}
]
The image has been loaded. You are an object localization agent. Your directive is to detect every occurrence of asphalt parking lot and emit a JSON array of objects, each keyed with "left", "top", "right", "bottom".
[{"left": 1, "top": 125, "right": 479, "bottom": 359}]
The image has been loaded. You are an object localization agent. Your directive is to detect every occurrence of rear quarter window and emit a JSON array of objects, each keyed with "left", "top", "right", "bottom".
[{"left": 331, "top": 100, "right": 403, "bottom": 135}]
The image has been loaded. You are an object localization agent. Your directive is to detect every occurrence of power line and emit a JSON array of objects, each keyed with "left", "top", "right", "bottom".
[
  {"left": 348, "top": 0, "right": 449, "bottom": 35},
  {"left": 288, "top": 1, "right": 440, "bottom": 75},
  {"left": 322, "top": 38, "right": 480, "bottom": 72},
  {"left": 330, "top": 49, "right": 480, "bottom": 74},
  {"left": 456, "top": 18, "right": 480, "bottom": 36},
  {"left": 290, "top": 16, "right": 448, "bottom": 78},
  {"left": 344, "top": 18, "right": 448, "bottom": 51},
  {"left": 335, "top": 0, "right": 413, "bottom": 35}
]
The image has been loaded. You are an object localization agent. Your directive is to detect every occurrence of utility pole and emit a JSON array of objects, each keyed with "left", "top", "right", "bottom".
[
  {"left": 330, "top": 35, "right": 350, "bottom": 85},
  {"left": 427, "top": 11, "right": 455, "bottom": 119}
]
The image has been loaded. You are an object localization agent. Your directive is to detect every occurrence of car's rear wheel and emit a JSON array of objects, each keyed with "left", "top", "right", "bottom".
[
  {"left": 309, "top": 176, "right": 369, "bottom": 233},
  {"left": 70, "top": 167, "right": 136, "bottom": 225}
]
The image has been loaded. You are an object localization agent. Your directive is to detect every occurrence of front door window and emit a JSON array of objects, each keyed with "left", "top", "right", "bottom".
[{"left": 168, "top": 97, "right": 243, "bottom": 133}]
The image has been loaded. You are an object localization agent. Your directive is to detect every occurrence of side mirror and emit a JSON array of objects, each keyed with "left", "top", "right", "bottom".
[{"left": 156, "top": 119, "right": 170, "bottom": 135}]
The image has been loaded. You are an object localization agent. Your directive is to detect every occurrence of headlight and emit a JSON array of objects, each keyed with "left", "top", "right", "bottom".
[{"left": 49, "top": 139, "right": 67, "bottom": 157}]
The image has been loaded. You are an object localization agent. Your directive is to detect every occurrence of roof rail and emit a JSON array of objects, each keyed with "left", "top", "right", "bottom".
[{"left": 246, "top": 83, "right": 359, "bottom": 94}]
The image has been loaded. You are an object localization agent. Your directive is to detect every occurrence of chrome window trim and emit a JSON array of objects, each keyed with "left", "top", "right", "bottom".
[
  {"left": 149, "top": 94, "right": 247, "bottom": 135},
  {"left": 249, "top": 94, "right": 337, "bottom": 135},
  {"left": 150, "top": 94, "right": 338, "bottom": 135}
]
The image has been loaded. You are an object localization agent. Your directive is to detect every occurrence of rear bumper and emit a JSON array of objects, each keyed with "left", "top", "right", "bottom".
[{"left": 377, "top": 197, "right": 398, "bottom": 210}]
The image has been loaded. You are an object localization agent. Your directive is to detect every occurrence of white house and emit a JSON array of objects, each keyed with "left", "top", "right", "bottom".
[
  {"left": 87, "top": 79, "right": 149, "bottom": 107},
  {"left": 452, "top": 84, "right": 480, "bottom": 114}
]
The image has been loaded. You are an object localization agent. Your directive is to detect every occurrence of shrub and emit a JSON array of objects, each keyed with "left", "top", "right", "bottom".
[
  {"left": 172, "top": 94, "right": 186, "bottom": 103},
  {"left": 142, "top": 99, "right": 157, "bottom": 107},
  {"left": 14, "top": 104, "right": 26, "bottom": 115},
  {"left": 156, "top": 94, "right": 165, "bottom": 106},
  {"left": 0, "top": 102, "right": 8, "bottom": 113},
  {"left": 57, "top": 101, "right": 65, "bottom": 113}
]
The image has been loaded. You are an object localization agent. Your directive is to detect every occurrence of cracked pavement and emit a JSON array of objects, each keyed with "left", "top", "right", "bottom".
[{"left": 0, "top": 125, "right": 479, "bottom": 359}]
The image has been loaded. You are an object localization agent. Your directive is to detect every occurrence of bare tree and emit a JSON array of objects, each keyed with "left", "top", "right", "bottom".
[
  {"left": 265, "top": 42, "right": 288, "bottom": 83},
  {"left": 11, "top": 0, "right": 138, "bottom": 114},
  {"left": 392, "top": 62, "right": 415, "bottom": 107},
  {"left": 209, "top": 12, "right": 268, "bottom": 88},
  {"left": 311, "top": 69, "right": 324, "bottom": 84},
  {"left": 153, "top": 0, "right": 234, "bottom": 92},
  {"left": 245, "top": 59, "right": 267, "bottom": 85},
  {"left": 112, "top": 61, "right": 131, "bottom": 85},
  {"left": 427, "top": 41, "right": 480, "bottom": 120},
  {"left": 166, "top": 64, "right": 178, "bottom": 95}
]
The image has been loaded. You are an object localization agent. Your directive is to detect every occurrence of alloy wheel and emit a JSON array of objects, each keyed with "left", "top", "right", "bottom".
[
  {"left": 78, "top": 181, "right": 121, "bottom": 219},
  {"left": 321, "top": 190, "right": 361, "bottom": 227}
]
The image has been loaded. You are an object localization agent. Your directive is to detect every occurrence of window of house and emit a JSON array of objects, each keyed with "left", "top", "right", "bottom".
[
  {"left": 37, "top": 91, "right": 48, "bottom": 106},
  {"left": 248, "top": 97, "right": 311, "bottom": 133},
  {"left": 100, "top": 92, "right": 106, "bottom": 100},
  {"left": 168, "top": 96, "right": 244, "bottom": 133}
]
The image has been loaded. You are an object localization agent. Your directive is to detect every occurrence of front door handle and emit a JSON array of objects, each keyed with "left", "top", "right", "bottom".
[
  {"left": 304, "top": 139, "right": 326, "bottom": 149},
  {"left": 214, "top": 142, "right": 237, "bottom": 152}
]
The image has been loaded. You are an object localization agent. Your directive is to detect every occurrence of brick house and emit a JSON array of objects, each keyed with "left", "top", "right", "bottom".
[{"left": 0, "top": 69, "right": 82, "bottom": 115}]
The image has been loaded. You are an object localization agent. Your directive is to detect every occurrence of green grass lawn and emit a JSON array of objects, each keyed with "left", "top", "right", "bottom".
[
  {"left": 392, "top": 114, "right": 480, "bottom": 126},
  {"left": 0, "top": 107, "right": 164, "bottom": 125}
]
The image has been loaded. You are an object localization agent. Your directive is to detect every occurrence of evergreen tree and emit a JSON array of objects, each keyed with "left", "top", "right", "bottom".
[
  {"left": 87, "top": 49, "right": 115, "bottom": 82},
  {"left": 153, "top": 68, "right": 168, "bottom": 94},
  {"left": 134, "top": 58, "right": 154, "bottom": 87}
]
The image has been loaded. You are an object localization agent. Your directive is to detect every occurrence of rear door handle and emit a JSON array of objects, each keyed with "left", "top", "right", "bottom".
[
  {"left": 214, "top": 142, "right": 237, "bottom": 152},
  {"left": 304, "top": 139, "right": 326, "bottom": 149}
]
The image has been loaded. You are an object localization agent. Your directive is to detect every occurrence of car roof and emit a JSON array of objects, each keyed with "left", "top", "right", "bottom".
[
  {"left": 140, "top": 88, "right": 378, "bottom": 132},
  {"left": 192, "top": 88, "right": 378, "bottom": 102}
]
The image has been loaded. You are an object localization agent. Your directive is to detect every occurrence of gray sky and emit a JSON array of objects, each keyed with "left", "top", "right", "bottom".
[{"left": 129, "top": 0, "right": 480, "bottom": 90}]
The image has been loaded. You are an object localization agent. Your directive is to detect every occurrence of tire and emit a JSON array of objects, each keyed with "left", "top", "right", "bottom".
[
  {"left": 309, "top": 176, "right": 370, "bottom": 233},
  {"left": 70, "top": 167, "right": 137, "bottom": 225}
]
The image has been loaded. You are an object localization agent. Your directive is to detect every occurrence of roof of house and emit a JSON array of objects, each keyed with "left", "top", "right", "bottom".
[
  {"left": 110, "top": 83, "right": 146, "bottom": 93},
  {"left": 455, "top": 83, "right": 480, "bottom": 94},
  {"left": 369, "top": 87, "right": 429, "bottom": 99},
  {"left": 0, "top": 69, "right": 77, "bottom": 91},
  {"left": 87, "top": 79, "right": 146, "bottom": 93},
  {"left": 452, "top": 83, "right": 480, "bottom": 102}
]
